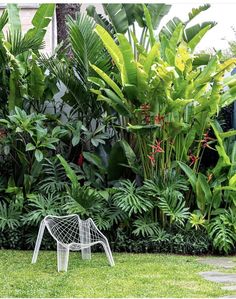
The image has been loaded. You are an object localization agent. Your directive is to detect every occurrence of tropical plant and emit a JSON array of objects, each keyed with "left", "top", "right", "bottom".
[
  {"left": 208, "top": 209, "right": 236, "bottom": 253},
  {"left": 0, "top": 201, "right": 21, "bottom": 230},
  {"left": 57, "top": 154, "right": 125, "bottom": 230},
  {"left": 89, "top": 5, "right": 236, "bottom": 183},
  {"left": 141, "top": 168, "right": 189, "bottom": 226},
  {"left": 39, "top": 157, "right": 68, "bottom": 193},
  {"left": 132, "top": 214, "right": 160, "bottom": 237},
  {"left": 112, "top": 180, "right": 153, "bottom": 216},
  {"left": 0, "top": 4, "right": 56, "bottom": 115},
  {"left": 0, "top": 107, "right": 67, "bottom": 193},
  {"left": 22, "top": 192, "right": 64, "bottom": 225}
]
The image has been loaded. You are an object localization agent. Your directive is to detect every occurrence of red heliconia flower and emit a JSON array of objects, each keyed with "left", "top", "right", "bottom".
[
  {"left": 189, "top": 153, "right": 199, "bottom": 166},
  {"left": 145, "top": 115, "right": 150, "bottom": 124},
  {"left": 147, "top": 154, "right": 155, "bottom": 166},
  {"left": 154, "top": 114, "right": 164, "bottom": 125},
  {"left": 140, "top": 103, "right": 150, "bottom": 115},
  {"left": 200, "top": 132, "right": 215, "bottom": 149},
  {"left": 150, "top": 140, "right": 165, "bottom": 153},
  {"left": 0, "top": 129, "right": 6, "bottom": 139},
  {"left": 77, "top": 153, "right": 84, "bottom": 166}
]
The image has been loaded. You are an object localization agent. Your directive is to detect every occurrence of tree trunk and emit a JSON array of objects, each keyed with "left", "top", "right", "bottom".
[{"left": 56, "top": 3, "right": 82, "bottom": 44}]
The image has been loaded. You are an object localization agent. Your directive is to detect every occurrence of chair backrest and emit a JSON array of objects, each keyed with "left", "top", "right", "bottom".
[{"left": 45, "top": 214, "right": 83, "bottom": 244}]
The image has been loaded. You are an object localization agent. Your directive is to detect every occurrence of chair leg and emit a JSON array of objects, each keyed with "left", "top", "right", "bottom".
[
  {"left": 57, "top": 242, "right": 69, "bottom": 272},
  {"left": 101, "top": 239, "right": 115, "bottom": 267},
  {"left": 32, "top": 220, "right": 46, "bottom": 264},
  {"left": 79, "top": 221, "right": 91, "bottom": 260}
]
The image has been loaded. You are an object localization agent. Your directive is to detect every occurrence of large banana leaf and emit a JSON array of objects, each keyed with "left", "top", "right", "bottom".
[
  {"left": 101, "top": 89, "right": 131, "bottom": 117},
  {"left": 90, "top": 64, "right": 125, "bottom": 100},
  {"left": 24, "top": 4, "right": 55, "bottom": 44},
  {"left": 187, "top": 23, "right": 215, "bottom": 51},
  {"left": 160, "top": 17, "right": 182, "bottom": 40},
  {"left": 143, "top": 5, "right": 155, "bottom": 47},
  {"left": 102, "top": 4, "right": 129, "bottom": 33},
  {"left": 95, "top": 25, "right": 123, "bottom": 75},
  {"left": 177, "top": 161, "right": 197, "bottom": 192},
  {"left": 147, "top": 4, "right": 171, "bottom": 30},
  {"left": 187, "top": 4, "right": 211, "bottom": 21},
  {"left": 185, "top": 22, "right": 215, "bottom": 45},
  {"left": 29, "top": 58, "right": 45, "bottom": 101},
  {"left": 108, "top": 140, "right": 140, "bottom": 180},
  {"left": 143, "top": 43, "right": 160, "bottom": 75},
  {"left": 95, "top": 25, "right": 136, "bottom": 87},
  {"left": 7, "top": 4, "right": 21, "bottom": 36},
  {"left": 117, "top": 34, "right": 137, "bottom": 85}
]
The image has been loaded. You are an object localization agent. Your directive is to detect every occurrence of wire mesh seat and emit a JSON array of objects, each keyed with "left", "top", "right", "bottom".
[{"left": 32, "top": 214, "right": 115, "bottom": 271}]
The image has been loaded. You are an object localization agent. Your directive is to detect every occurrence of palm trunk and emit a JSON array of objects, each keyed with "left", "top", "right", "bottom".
[{"left": 56, "top": 3, "right": 82, "bottom": 44}]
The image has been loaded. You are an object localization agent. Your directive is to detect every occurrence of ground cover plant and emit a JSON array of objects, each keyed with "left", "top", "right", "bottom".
[
  {"left": 0, "top": 3, "right": 235, "bottom": 255},
  {"left": 0, "top": 250, "right": 234, "bottom": 298}
]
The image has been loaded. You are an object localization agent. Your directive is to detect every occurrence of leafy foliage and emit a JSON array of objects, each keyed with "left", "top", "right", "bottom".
[
  {"left": 39, "top": 158, "right": 67, "bottom": 193},
  {"left": 0, "top": 3, "right": 236, "bottom": 256},
  {"left": 132, "top": 215, "right": 160, "bottom": 237},
  {"left": 112, "top": 180, "right": 153, "bottom": 216},
  {"left": 22, "top": 193, "right": 63, "bottom": 225},
  {"left": 208, "top": 210, "right": 236, "bottom": 253},
  {"left": 0, "top": 201, "right": 21, "bottom": 230}
]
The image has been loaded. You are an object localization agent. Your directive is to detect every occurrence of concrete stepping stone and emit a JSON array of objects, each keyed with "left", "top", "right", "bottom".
[
  {"left": 198, "top": 257, "right": 236, "bottom": 269},
  {"left": 218, "top": 296, "right": 236, "bottom": 298},
  {"left": 221, "top": 286, "right": 236, "bottom": 291},
  {"left": 199, "top": 271, "right": 236, "bottom": 283}
]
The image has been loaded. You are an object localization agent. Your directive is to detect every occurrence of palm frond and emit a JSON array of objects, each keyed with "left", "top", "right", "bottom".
[
  {"left": 67, "top": 13, "right": 111, "bottom": 81},
  {"left": 0, "top": 10, "right": 8, "bottom": 33},
  {"left": 7, "top": 30, "right": 44, "bottom": 55}
]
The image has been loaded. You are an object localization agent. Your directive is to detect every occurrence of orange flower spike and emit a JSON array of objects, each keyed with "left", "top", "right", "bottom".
[
  {"left": 207, "top": 173, "right": 213, "bottom": 182},
  {"left": 150, "top": 140, "right": 165, "bottom": 153},
  {"left": 145, "top": 115, "right": 150, "bottom": 124},
  {"left": 147, "top": 154, "right": 155, "bottom": 166},
  {"left": 154, "top": 114, "right": 165, "bottom": 125},
  {"left": 140, "top": 103, "right": 151, "bottom": 115},
  {"left": 189, "top": 154, "right": 199, "bottom": 166}
]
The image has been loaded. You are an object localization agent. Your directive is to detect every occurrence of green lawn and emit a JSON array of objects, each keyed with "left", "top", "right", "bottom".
[{"left": 0, "top": 250, "right": 233, "bottom": 298}]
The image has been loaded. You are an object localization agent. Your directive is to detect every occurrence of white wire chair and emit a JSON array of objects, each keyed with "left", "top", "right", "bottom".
[{"left": 32, "top": 214, "right": 115, "bottom": 272}]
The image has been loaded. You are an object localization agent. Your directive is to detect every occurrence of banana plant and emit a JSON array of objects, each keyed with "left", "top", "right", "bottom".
[{"left": 89, "top": 6, "right": 236, "bottom": 180}]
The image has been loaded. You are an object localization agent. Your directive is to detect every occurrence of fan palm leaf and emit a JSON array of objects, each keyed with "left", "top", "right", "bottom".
[{"left": 67, "top": 13, "right": 110, "bottom": 82}]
